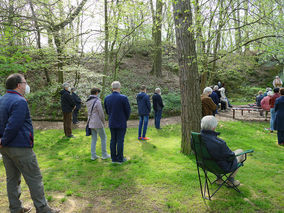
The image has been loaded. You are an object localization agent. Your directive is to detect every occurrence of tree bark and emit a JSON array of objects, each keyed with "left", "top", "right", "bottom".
[
  {"left": 172, "top": 0, "right": 201, "bottom": 155},
  {"left": 101, "top": 0, "right": 109, "bottom": 100},
  {"left": 28, "top": 0, "right": 51, "bottom": 85},
  {"left": 152, "top": 0, "right": 163, "bottom": 77}
]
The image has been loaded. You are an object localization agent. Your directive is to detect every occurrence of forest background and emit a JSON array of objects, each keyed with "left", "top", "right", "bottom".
[{"left": 0, "top": 0, "right": 283, "bottom": 152}]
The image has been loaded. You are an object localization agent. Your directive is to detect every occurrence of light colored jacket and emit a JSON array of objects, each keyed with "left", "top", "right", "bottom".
[
  {"left": 86, "top": 95, "right": 105, "bottom": 128},
  {"left": 219, "top": 87, "right": 227, "bottom": 102}
]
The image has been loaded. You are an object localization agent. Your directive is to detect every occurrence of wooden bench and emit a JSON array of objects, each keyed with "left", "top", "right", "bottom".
[{"left": 232, "top": 107, "right": 269, "bottom": 120}]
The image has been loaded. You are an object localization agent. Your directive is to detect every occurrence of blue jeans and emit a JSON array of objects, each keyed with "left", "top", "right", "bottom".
[
  {"left": 138, "top": 115, "right": 149, "bottom": 137},
  {"left": 91, "top": 128, "right": 108, "bottom": 159},
  {"left": 270, "top": 108, "right": 276, "bottom": 131},
  {"left": 154, "top": 110, "right": 162, "bottom": 129},
  {"left": 110, "top": 128, "right": 126, "bottom": 162}
]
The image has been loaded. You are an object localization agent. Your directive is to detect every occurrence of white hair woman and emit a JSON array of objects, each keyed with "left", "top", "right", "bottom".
[
  {"left": 201, "top": 87, "right": 216, "bottom": 117},
  {"left": 200, "top": 116, "right": 245, "bottom": 187}
]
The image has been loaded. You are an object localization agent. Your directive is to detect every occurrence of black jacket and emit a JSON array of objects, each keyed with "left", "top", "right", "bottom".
[
  {"left": 72, "top": 92, "right": 82, "bottom": 109},
  {"left": 152, "top": 93, "right": 164, "bottom": 111},
  {"left": 200, "top": 129, "right": 237, "bottom": 173},
  {"left": 60, "top": 89, "right": 75, "bottom": 113}
]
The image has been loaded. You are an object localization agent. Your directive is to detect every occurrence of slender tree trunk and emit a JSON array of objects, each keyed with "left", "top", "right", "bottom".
[
  {"left": 101, "top": 0, "right": 109, "bottom": 100},
  {"left": 172, "top": 0, "right": 201, "bottom": 155},
  {"left": 53, "top": 31, "right": 64, "bottom": 83},
  {"left": 244, "top": 0, "right": 249, "bottom": 53},
  {"left": 29, "top": 0, "right": 51, "bottom": 85},
  {"left": 153, "top": 0, "right": 163, "bottom": 77},
  {"left": 211, "top": 0, "right": 224, "bottom": 81}
]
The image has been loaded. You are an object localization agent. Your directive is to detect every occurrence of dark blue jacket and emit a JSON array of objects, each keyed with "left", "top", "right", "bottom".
[
  {"left": 136, "top": 92, "right": 151, "bottom": 116},
  {"left": 72, "top": 92, "right": 82, "bottom": 109},
  {"left": 256, "top": 94, "right": 264, "bottom": 107},
  {"left": 209, "top": 91, "right": 220, "bottom": 106},
  {"left": 152, "top": 93, "right": 164, "bottom": 111},
  {"left": 201, "top": 130, "right": 237, "bottom": 173},
  {"left": 104, "top": 92, "right": 131, "bottom": 128},
  {"left": 60, "top": 89, "right": 75, "bottom": 113},
  {"left": 0, "top": 90, "right": 34, "bottom": 148},
  {"left": 274, "top": 96, "right": 284, "bottom": 131}
]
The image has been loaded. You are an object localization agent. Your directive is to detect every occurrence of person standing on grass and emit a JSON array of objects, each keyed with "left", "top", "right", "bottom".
[
  {"left": 60, "top": 82, "right": 76, "bottom": 138},
  {"left": 104, "top": 81, "right": 131, "bottom": 164},
  {"left": 71, "top": 88, "right": 82, "bottom": 124},
  {"left": 269, "top": 87, "right": 280, "bottom": 133},
  {"left": 201, "top": 87, "right": 217, "bottom": 116},
  {"left": 86, "top": 87, "right": 110, "bottom": 160},
  {"left": 152, "top": 88, "right": 164, "bottom": 129},
  {"left": 0, "top": 73, "right": 59, "bottom": 213},
  {"left": 274, "top": 88, "right": 284, "bottom": 146},
  {"left": 136, "top": 85, "right": 151, "bottom": 140}
]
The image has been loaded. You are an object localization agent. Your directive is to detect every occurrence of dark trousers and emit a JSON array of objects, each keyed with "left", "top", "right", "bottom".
[
  {"left": 63, "top": 112, "right": 72, "bottom": 137},
  {"left": 154, "top": 110, "right": 162, "bottom": 129},
  {"left": 110, "top": 128, "right": 126, "bottom": 162},
  {"left": 277, "top": 130, "right": 284, "bottom": 144},
  {"left": 0, "top": 148, "right": 48, "bottom": 213},
  {"left": 72, "top": 108, "right": 80, "bottom": 124}
]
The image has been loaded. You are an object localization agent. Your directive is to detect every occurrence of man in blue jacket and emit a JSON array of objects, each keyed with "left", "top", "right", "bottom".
[
  {"left": 137, "top": 85, "right": 151, "bottom": 140},
  {"left": 152, "top": 88, "right": 164, "bottom": 129},
  {"left": 60, "top": 83, "right": 75, "bottom": 138},
  {"left": 71, "top": 88, "right": 82, "bottom": 124},
  {"left": 0, "top": 74, "right": 59, "bottom": 213},
  {"left": 104, "top": 81, "right": 131, "bottom": 164},
  {"left": 200, "top": 116, "right": 245, "bottom": 187}
]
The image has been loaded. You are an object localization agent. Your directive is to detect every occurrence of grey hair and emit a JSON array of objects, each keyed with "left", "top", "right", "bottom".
[
  {"left": 203, "top": 87, "right": 213, "bottom": 95},
  {"left": 201, "top": 115, "right": 218, "bottom": 130},
  {"left": 155, "top": 88, "right": 161, "bottom": 93},
  {"left": 111, "top": 81, "right": 121, "bottom": 89},
  {"left": 213, "top": 85, "right": 219, "bottom": 90},
  {"left": 267, "top": 91, "right": 274, "bottom": 96},
  {"left": 62, "top": 82, "right": 70, "bottom": 89}
]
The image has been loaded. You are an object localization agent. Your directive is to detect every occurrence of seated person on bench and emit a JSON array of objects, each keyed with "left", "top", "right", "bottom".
[{"left": 200, "top": 115, "right": 246, "bottom": 187}]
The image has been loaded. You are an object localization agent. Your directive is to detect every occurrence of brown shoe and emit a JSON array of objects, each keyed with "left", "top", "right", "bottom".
[
  {"left": 226, "top": 179, "right": 240, "bottom": 187},
  {"left": 215, "top": 179, "right": 224, "bottom": 185},
  {"left": 18, "top": 207, "right": 32, "bottom": 213}
]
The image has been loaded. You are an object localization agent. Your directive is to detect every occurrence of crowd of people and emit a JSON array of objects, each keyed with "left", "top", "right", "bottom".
[
  {"left": 201, "top": 82, "right": 232, "bottom": 117},
  {"left": 0, "top": 73, "right": 282, "bottom": 212},
  {"left": 256, "top": 78, "right": 284, "bottom": 146}
]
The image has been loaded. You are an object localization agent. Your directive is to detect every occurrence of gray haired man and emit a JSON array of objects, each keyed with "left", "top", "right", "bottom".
[{"left": 0, "top": 74, "right": 59, "bottom": 213}]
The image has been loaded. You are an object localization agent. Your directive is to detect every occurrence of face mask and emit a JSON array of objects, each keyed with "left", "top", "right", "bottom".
[{"left": 25, "top": 84, "right": 30, "bottom": 94}]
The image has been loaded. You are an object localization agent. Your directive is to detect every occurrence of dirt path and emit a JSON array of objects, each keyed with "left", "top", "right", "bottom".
[{"left": 32, "top": 108, "right": 269, "bottom": 130}]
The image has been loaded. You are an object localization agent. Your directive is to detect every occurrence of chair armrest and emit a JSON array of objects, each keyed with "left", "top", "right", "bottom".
[{"left": 235, "top": 149, "right": 254, "bottom": 156}]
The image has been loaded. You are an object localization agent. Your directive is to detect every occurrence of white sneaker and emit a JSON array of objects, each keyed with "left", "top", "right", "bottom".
[
  {"left": 91, "top": 156, "right": 100, "bottom": 160},
  {"left": 102, "top": 154, "right": 111, "bottom": 160}
]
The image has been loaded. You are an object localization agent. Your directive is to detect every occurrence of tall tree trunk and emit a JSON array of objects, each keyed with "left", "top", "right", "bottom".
[
  {"left": 244, "top": 0, "right": 249, "bottom": 53},
  {"left": 173, "top": 0, "right": 201, "bottom": 155},
  {"left": 212, "top": 0, "right": 224, "bottom": 81},
  {"left": 101, "top": 0, "right": 109, "bottom": 100},
  {"left": 28, "top": 0, "right": 51, "bottom": 84},
  {"left": 53, "top": 31, "right": 64, "bottom": 83},
  {"left": 153, "top": 0, "right": 163, "bottom": 77}
]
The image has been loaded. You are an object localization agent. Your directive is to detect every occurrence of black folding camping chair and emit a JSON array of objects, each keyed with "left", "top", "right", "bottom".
[{"left": 191, "top": 132, "right": 253, "bottom": 200}]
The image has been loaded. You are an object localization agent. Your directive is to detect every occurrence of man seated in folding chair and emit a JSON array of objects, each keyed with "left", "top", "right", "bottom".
[{"left": 200, "top": 115, "right": 245, "bottom": 187}]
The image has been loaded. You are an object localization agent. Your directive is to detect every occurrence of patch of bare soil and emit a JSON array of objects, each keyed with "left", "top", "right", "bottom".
[{"left": 32, "top": 107, "right": 269, "bottom": 130}]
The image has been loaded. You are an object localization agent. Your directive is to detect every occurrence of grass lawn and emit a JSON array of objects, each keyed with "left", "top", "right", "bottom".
[{"left": 0, "top": 121, "right": 283, "bottom": 212}]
